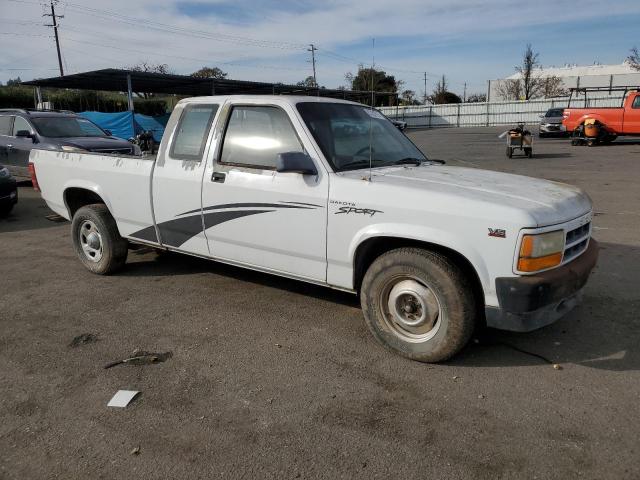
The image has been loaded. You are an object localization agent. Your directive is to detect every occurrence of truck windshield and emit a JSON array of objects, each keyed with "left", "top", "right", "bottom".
[
  {"left": 296, "top": 102, "right": 427, "bottom": 171},
  {"left": 32, "top": 117, "right": 107, "bottom": 138}
]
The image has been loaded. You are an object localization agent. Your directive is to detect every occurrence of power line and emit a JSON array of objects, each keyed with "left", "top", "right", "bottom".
[
  {"left": 60, "top": 36, "right": 308, "bottom": 72},
  {"left": 43, "top": 0, "right": 64, "bottom": 76},
  {"left": 62, "top": 2, "right": 307, "bottom": 51}
]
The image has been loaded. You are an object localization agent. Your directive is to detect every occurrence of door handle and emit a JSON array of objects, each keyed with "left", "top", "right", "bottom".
[
  {"left": 211, "top": 171, "right": 226, "bottom": 183},
  {"left": 6, "top": 144, "right": 13, "bottom": 150}
]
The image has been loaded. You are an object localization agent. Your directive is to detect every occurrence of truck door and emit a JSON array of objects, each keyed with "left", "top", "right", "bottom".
[
  {"left": 201, "top": 101, "right": 328, "bottom": 282},
  {"left": 623, "top": 94, "right": 640, "bottom": 134},
  {"left": 7, "top": 116, "right": 35, "bottom": 174},
  {"left": 148, "top": 103, "right": 220, "bottom": 255}
]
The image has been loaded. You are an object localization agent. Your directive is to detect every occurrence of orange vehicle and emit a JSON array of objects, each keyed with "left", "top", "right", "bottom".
[{"left": 563, "top": 87, "right": 640, "bottom": 143}]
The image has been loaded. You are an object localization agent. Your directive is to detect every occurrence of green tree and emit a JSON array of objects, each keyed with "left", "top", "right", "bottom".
[
  {"left": 429, "top": 75, "right": 461, "bottom": 104},
  {"left": 296, "top": 76, "right": 317, "bottom": 88},
  {"left": 190, "top": 66, "right": 228, "bottom": 79},
  {"left": 345, "top": 66, "right": 398, "bottom": 106},
  {"left": 6, "top": 77, "right": 21, "bottom": 86},
  {"left": 466, "top": 93, "right": 487, "bottom": 103}
]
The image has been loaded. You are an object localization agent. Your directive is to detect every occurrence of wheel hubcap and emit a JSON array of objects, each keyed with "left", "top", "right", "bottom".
[
  {"left": 382, "top": 278, "right": 441, "bottom": 342},
  {"left": 79, "top": 220, "right": 103, "bottom": 262}
]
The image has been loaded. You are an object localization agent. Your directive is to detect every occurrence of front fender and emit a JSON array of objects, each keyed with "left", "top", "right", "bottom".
[{"left": 348, "top": 222, "right": 491, "bottom": 292}]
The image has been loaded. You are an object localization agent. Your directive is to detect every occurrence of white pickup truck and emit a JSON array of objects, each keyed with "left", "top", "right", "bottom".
[{"left": 30, "top": 95, "right": 598, "bottom": 362}]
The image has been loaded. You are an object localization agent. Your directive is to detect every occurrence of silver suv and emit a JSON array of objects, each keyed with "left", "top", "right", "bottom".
[{"left": 538, "top": 108, "right": 567, "bottom": 138}]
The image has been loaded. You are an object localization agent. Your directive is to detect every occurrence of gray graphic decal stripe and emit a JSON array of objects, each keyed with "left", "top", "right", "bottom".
[
  {"left": 178, "top": 202, "right": 315, "bottom": 216},
  {"left": 130, "top": 224, "right": 158, "bottom": 243},
  {"left": 279, "top": 201, "right": 324, "bottom": 208},
  {"left": 130, "top": 210, "right": 272, "bottom": 248}
]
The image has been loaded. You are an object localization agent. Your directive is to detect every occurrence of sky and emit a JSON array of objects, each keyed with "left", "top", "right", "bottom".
[{"left": 1, "top": 0, "right": 639, "bottom": 98}]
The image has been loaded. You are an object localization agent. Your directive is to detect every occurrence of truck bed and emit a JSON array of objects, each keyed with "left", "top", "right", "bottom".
[{"left": 30, "top": 149, "right": 157, "bottom": 239}]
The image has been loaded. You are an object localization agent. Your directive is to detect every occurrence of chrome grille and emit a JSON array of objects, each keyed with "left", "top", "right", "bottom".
[{"left": 564, "top": 222, "right": 590, "bottom": 262}]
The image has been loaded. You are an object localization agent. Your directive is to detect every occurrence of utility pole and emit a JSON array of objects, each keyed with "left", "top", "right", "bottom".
[
  {"left": 44, "top": 0, "right": 64, "bottom": 76},
  {"left": 463, "top": 82, "right": 467, "bottom": 102},
  {"left": 307, "top": 44, "right": 317, "bottom": 87},
  {"left": 423, "top": 72, "right": 428, "bottom": 104}
]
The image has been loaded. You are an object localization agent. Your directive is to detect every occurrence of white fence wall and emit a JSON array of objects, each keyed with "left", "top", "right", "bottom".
[{"left": 379, "top": 95, "right": 625, "bottom": 128}]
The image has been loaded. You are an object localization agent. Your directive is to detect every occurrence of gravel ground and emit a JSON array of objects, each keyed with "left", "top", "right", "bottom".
[{"left": 1, "top": 128, "right": 639, "bottom": 479}]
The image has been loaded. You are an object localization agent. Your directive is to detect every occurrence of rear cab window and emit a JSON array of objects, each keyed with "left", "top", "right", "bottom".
[
  {"left": 170, "top": 104, "right": 219, "bottom": 161},
  {"left": 632, "top": 95, "right": 640, "bottom": 109}
]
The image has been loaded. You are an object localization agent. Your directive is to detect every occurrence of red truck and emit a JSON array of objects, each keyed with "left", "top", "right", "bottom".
[{"left": 563, "top": 88, "right": 640, "bottom": 142}]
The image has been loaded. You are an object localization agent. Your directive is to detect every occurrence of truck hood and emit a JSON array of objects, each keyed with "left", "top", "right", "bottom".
[{"left": 346, "top": 165, "right": 592, "bottom": 227}]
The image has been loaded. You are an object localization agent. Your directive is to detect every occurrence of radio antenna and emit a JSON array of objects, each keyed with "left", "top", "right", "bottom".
[{"left": 368, "top": 37, "right": 375, "bottom": 182}]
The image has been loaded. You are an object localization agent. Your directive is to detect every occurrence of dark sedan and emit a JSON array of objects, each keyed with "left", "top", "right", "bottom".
[
  {"left": 0, "top": 109, "right": 140, "bottom": 178},
  {"left": 0, "top": 164, "right": 17, "bottom": 217}
]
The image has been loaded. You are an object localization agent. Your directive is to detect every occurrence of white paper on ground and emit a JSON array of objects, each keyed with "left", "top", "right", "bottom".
[{"left": 107, "top": 390, "right": 140, "bottom": 408}]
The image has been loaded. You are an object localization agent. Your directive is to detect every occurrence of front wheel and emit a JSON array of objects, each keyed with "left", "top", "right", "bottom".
[
  {"left": 360, "top": 248, "right": 477, "bottom": 362},
  {"left": 71, "top": 204, "right": 128, "bottom": 274}
]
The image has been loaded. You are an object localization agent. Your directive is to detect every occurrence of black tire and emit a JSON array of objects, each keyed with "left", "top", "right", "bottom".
[
  {"left": 525, "top": 148, "right": 533, "bottom": 158},
  {"left": 538, "top": 132, "right": 547, "bottom": 138},
  {"left": 71, "top": 204, "right": 128, "bottom": 275},
  {"left": 506, "top": 146, "right": 513, "bottom": 158},
  {"left": 0, "top": 203, "right": 13, "bottom": 218},
  {"left": 360, "top": 248, "right": 477, "bottom": 363}
]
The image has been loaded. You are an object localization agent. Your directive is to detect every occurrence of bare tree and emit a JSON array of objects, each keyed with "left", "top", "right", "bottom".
[
  {"left": 540, "top": 75, "right": 567, "bottom": 97},
  {"left": 129, "top": 62, "right": 173, "bottom": 98},
  {"left": 516, "top": 44, "right": 542, "bottom": 100},
  {"left": 496, "top": 79, "right": 523, "bottom": 100},
  {"left": 628, "top": 46, "right": 640, "bottom": 71}
]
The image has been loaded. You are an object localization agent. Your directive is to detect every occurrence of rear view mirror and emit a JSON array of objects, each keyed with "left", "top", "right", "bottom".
[
  {"left": 16, "top": 130, "right": 35, "bottom": 141},
  {"left": 276, "top": 152, "right": 317, "bottom": 175}
]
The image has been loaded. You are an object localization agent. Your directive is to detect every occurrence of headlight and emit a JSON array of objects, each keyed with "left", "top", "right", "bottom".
[
  {"left": 60, "top": 145, "right": 87, "bottom": 152},
  {"left": 517, "top": 230, "right": 564, "bottom": 272},
  {"left": 0, "top": 167, "right": 9, "bottom": 178}
]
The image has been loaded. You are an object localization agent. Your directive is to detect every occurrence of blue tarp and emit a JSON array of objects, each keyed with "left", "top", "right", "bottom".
[{"left": 79, "top": 111, "right": 168, "bottom": 142}]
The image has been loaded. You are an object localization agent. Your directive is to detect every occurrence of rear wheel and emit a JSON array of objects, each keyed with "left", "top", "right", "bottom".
[
  {"left": 506, "top": 146, "right": 513, "bottom": 158},
  {"left": 71, "top": 204, "right": 128, "bottom": 274},
  {"left": 360, "top": 248, "right": 477, "bottom": 362}
]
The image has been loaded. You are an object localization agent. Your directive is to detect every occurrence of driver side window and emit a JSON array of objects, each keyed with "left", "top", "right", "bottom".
[
  {"left": 12, "top": 116, "right": 32, "bottom": 136},
  {"left": 219, "top": 106, "right": 303, "bottom": 169}
]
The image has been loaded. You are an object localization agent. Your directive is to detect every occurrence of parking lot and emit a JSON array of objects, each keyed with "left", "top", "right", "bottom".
[{"left": 1, "top": 127, "right": 639, "bottom": 479}]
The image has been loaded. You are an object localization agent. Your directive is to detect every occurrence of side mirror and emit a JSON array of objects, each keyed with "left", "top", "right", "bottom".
[
  {"left": 276, "top": 152, "right": 317, "bottom": 175},
  {"left": 104, "top": 129, "right": 112, "bottom": 136},
  {"left": 16, "top": 130, "right": 35, "bottom": 142}
]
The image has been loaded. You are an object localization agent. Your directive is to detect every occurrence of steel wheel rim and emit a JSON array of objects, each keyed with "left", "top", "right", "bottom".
[
  {"left": 379, "top": 275, "right": 442, "bottom": 343},
  {"left": 79, "top": 220, "right": 103, "bottom": 263}
]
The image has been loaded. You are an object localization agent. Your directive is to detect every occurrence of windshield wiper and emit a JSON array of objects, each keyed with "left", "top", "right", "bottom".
[
  {"left": 391, "top": 157, "right": 423, "bottom": 166},
  {"left": 338, "top": 159, "right": 377, "bottom": 171}
]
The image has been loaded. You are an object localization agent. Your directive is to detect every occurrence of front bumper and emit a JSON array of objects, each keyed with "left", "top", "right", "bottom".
[
  {"left": 485, "top": 239, "right": 599, "bottom": 332},
  {"left": 539, "top": 123, "right": 566, "bottom": 134}
]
